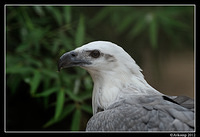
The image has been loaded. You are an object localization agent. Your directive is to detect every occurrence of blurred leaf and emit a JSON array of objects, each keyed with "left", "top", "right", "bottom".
[
  {"left": 52, "top": 39, "right": 60, "bottom": 55},
  {"left": 64, "top": 6, "right": 71, "bottom": 24},
  {"left": 7, "top": 75, "right": 22, "bottom": 95},
  {"left": 58, "top": 31, "right": 74, "bottom": 50},
  {"left": 21, "top": 8, "right": 34, "bottom": 30},
  {"left": 62, "top": 74, "right": 75, "bottom": 87},
  {"left": 73, "top": 78, "right": 81, "bottom": 94},
  {"left": 20, "top": 27, "right": 28, "bottom": 41},
  {"left": 21, "top": 54, "right": 42, "bottom": 67},
  {"left": 90, "top": 7, "right": 110, "bottom": 25},
  {"left": 43, "top": 78, "right": 51, "bottom": 90},
  {"left": 70, "top": 108, "right": 81, "bottom": 131},
  {"left": 117, "top": 13, "right": 140, "bottom": 33},
  {"left": 158, "top": 14, "right": 189, "bottom": 30},
  {"left": 33, "top": 6, "right": 45, "bottom": 16},
  {"left": 83, "top": 76, "right": 93, "bottom": 90},
  {"left": 158, "top": 15, "right": 185, "bottom": 47},
  {"left": 43, "top": 104, "right": 75, "bottom": 128},
  {"left": 129, "top": 17, "right": 147, "bottom": 38},
  {"left": 34, "top": 87, "right": 59, "bottom": 97},
  {"left": 41, "top": 69, "right": 58, "bottom": 78},
  {"left": 43, "top": 118, "right": 56, "bottom": 128},
  {"left": 17, "top": 27, "right": 49, "bottom": 53},
  {"left": 65, "top": 89, "right": 81, "bottom": 102},
  {"left": 43, "top": 58, "right": 54, "bottom": 68},
  {"left": 46, "top": 6, "right": 63, "bottom": 25},
  {"left": 16, "top": 43, "right": 30, "bottom": 53},
  {"left": 30, "top": 70, "right": 41, "bottom": 95},
  {"left": 81, "top": 104, "right": 92, "bottom": 114},
  {"left": 6, "top": 65, "right": 34, "bottom": 74},
  {"left": 60, "top": 104, "right": 75, "bottom": 120},
  {"left": 75, "top": 15, "right": 85, "bottom": 46},
  {"left": 76, "top": 67, "right": 87, "bottom": 77},
  {"left": 54, "top": 88, "right": 65, "bottom": 120},
  {"left": 24, "top": 77, "right": 31, "bottom": 84},
  {"left": 44, "top": 97, "right": 49, "bottom": 109},
  {"left": 78, "top": 91, "right": 92, "bottom": 101},
  {"left": 149, "top": 17, "right": 158, "bottom": 49}
]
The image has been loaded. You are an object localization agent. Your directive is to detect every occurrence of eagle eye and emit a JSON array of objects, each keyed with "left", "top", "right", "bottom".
[{"left": 90, "top": 50, "right": 100, "bottom": 58}]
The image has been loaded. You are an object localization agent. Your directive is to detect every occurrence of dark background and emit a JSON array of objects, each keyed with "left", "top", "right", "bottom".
[{"left": 5, "top": 5, "right": 194, "bottom": 131}]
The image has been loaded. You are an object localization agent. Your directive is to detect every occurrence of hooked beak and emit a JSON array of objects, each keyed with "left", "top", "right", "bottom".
[{"left": 58, "top": 51, "right": 91, "bottom": 72}]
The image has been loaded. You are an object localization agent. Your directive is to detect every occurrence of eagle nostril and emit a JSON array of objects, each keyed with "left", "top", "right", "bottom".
[{"left": 70, "top": 52, "right": 77, "bottom": 57}]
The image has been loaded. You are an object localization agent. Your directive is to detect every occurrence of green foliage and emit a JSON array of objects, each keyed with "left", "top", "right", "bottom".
[
  {"left": 6, "top": 6, "right": 93, "bottom": 131},
  {"left": 54, "top": 88, "right": 65, "bottom": 120},
  {"left": 6, "top": 5, "right": 193, "bottom": 131},
  {"left": 70, "top": 108, "right": 81, "bottom": 130},
  {"left": 91, "top": 6, "right": 193, "bottom": 50},
  {"left": 43, "top": 104, "right": 75, "bottom": 128},
  {"left": 75, "top": 15, "right": 85, "bottom": 46},
  {"left": 30, "top": 70, "right": 41, "bottom": 95}
]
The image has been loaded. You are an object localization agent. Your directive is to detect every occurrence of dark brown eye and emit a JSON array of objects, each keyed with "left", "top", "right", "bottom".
[{"left": 90, "top": 50, "right": 100, "bottom": 58}]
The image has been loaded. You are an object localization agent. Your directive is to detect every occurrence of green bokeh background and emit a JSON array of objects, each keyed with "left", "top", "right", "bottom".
[{"left": 6, "top": 5, "right": 194, "bottom": 131}]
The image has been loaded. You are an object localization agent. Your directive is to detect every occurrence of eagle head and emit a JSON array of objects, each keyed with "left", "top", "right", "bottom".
[
  {"left": 58, "top": 41, "right": 160, "bottom": 114},
  {"left": 58, "top": 41, "right": 142, "bottom": 77}
]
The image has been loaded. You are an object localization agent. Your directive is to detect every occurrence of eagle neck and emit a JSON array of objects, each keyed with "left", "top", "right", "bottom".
[{"left": 88, "top": 69, "right": 162, "bottom": 115}]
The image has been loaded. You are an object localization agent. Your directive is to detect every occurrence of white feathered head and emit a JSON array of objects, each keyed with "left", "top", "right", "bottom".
[{"left": 58, "top": 41, "right": 160, "bottom": 114}]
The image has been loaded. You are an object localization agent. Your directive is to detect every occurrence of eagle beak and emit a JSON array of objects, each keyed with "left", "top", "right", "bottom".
[{"left": 58, "top": 51, "right": 91, "bottom": 72}]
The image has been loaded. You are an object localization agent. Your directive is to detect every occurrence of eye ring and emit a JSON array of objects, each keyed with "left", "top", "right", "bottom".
[{"left": 90, "top": 50, "right": 100, "bottom": 58}]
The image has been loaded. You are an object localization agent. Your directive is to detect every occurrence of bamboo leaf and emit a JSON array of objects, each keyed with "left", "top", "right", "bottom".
[
  {"left": 21, "top": 54, "right": 42, "bottom": 67},
  {"left": 64, "top": 6, "right": 71, "bottom": 24},
  {"left": 78, "top": 91, "right": 92, "bottom": 101},
  {"left": 43, "top": 104, "right": 75, "bottom": 128},
  {"left": 129, "top": 17, "right": 147, "bottom": 38},
  {"left": 43, "top": 118, "right": 56, "bottom": 128},
  {"left": 81, "top": 104, "right": 92, "bottom": 114},
  {"left": 6, "top": 66, "right": 34, "bottom": 74},
  {"left": 70, "top": 109, "right": 81, "bottom": 131},
  {"left": 22, "top": 8, "right": 34, "bottom": 30},
  {"left": 34, "top": 87, "right": 59, "bottom": 97},
  {"left": 7, "top": 75, "right": 22, "bottom": 95},
  {"left": 90, "top": 7, "right": 110, "bottom": 26},
  {"left": 158, "top": 14, "right": 189, "bottom": 30},
  {"left": 65, "top": 89, "right": 81, "bottom": 102},
  {"left": 73, "top": 78, "right": 81, "bottom": 94},
  {"left": 75, "top": 15, "right": 85, "bottom": 46},
  {"left": 149, "top": 18, "right": 158, "bottom": 49},
  {"left": 117, "top": 13, "right": 140, "bottom": 33},
  {"left": 41, "top": 69, "right": 58, "bottom": 78},
  {"left": 159, "top": 21, "right": 178, "bottom": 45},
  {"left": 33, "top": 6, "right": 45, "bottom": 17},
  {"left": 59, "top": 104, "right": 75, "bottom": 120},
  {"left": 83, "top": 76, "right": 92, "bottom": 90},
  {"left": 16, "top": 43, "right": 30, "bottom": 53},
  {"left": 46, "top": 6, "right": 63, "bottom": 25},
  {"left": 54, "top": 88, "right": 65, "bottom": 120},
  {"left": 30, "top": 70, "right": 41, "bottom": 95}
]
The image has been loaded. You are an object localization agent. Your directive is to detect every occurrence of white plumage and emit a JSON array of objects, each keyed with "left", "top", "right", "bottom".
[{"left": 75, "top": 41, "right": 162, "bottom": 114}]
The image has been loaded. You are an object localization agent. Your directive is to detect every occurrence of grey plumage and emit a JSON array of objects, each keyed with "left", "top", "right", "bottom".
[{"left": 86, "top": 95, "right": 194, "bottom": 131}]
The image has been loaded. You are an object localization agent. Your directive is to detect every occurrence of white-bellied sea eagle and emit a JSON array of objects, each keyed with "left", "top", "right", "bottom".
[{"left": 58, "top": 41, "right": 194, "bottom": 131}]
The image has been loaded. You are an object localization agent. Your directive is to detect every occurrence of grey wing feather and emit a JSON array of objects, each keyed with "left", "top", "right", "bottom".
[
  {"left": 86, "top": 95, "right": 194, "bottom": 131},
  {"left": 169, "top": 96, "right": 194, "bottom": 110}
]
